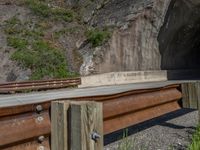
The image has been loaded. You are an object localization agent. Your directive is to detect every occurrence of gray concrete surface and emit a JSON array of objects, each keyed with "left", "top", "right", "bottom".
[
  {"left": 79, "top": 71, "right": 167, "bottom": 88},
  {"left": 80, "top": 70, "right": 200, "bottom": 88},
  {"left": 104, "top": 109, "right": 198, "bottom": 150}
]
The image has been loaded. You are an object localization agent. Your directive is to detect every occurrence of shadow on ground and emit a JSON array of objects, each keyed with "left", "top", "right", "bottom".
[{"left": 104, "top": 108, "right": 196, "bottom": 145}]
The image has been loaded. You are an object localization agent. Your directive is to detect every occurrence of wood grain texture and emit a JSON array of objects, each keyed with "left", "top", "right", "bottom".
[
  {"left": 51, "top": 101, "right": 69, "bottom": 150},
  {"left": 195, "top": 82, "right": 200, "bottom": 121},
  {"left": 181, "top": 83, "right": 199, "bottom": 109},
  {"left": 51, "top": 101, "right": 103, "bottom": 150},
  {"left": 70, "top": 101, "right": 103, "bottom": 150}
]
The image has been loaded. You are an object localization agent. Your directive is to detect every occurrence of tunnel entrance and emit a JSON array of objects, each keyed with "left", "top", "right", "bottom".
[{"left": 158, "top": 0, "right": 200, "bottom": 79}]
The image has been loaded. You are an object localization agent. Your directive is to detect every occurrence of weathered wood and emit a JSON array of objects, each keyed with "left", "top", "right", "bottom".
[
  {"left": 196, "top": 83, "right": 200, "bottom": 121},
  {"left": 181, "top": 82, "right": 200, "bottom": 121},
  {"left": 181, "top": 82, "right": 199, "bottom": 109},
  {"left": 51, "top": 101, "right": 103, "bottom": 150},
  {"left": 70, "top": 101, "right": 103, "bottom": 150},
  {"left": 51, "top": 101, "right": 69, "bottom": 150}
]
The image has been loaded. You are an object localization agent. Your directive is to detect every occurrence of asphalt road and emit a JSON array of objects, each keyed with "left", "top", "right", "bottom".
[{"left": 0, "top": 80, "right": 197, "bottom": 108}]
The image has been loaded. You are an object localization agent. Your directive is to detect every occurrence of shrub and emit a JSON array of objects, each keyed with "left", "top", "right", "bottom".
[
  {"left": 25, "top": 0, "right": 74, "bottom": 22},
  {"left": 52, "top": 7, "right": 74, "bottom": 22},
  {"left": 86, "top": 28, "right": 111, "bottom": 47},
  {"left": 4, "top": 15, "right": 78, "bottom": 80},
  {"left": 11, "top": 40, "right": 69, "bottom": 80},
  {"left": 7, "top": 37, "right": 28, "bottom": 50},
  {"left": 25, "top": 0, "right": 50, "bottom": 17},
  {"left": 4, "top": 16, "right": 22, "bottom": 35}
]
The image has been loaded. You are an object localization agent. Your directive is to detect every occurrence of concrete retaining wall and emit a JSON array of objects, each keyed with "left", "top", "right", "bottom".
[
  {"left": 79, "top": 71, "right": 168, "bottom": 88},
  {"left": 79, "top": 70, "right": 200, "bottom": 88}
]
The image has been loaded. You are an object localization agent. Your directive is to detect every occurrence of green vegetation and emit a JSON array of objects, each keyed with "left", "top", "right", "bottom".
[
  {"left": 188, "top": 125, "right": 200, "bottom": 150},
  {"left": 4, "top": 16, "right": 77, "bottom": 80},
  {"left": 168, "top": 145, "right": 175, "bottom": 150},
  {"left": 117, "top": 129, "right": 134, "bottom": 150},
  {"left": 54, "top": 27, "right": 81, "bottom": 39},
  {"left": 24, "top": 0, "right": 75, "bottom": 22},
  {"left": 117, "top": 129, "right": 148, "bottom": 150},
  {"left": 11, "top": 40, "right": 70, "bottom": 80},
  {"left": 7, "top": 37, "right": 28, "bottom": 49},
  {"left": 86, "top": 28, "right": 111, "bottom": 47},
  {"left": 3, "top": 0, "right": 112, "bottom": 80}
]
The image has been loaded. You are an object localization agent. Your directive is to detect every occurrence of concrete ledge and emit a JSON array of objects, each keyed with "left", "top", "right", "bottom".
[{"left": 79, "top": 71, "right": 168, "bottom": 88}]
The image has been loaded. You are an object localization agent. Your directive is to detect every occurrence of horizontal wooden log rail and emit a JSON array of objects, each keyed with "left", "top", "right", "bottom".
[
  {"left": 0, "top": 85, "right": 182, "bottom": 149},
  {"left": 0, "top": 78, "right": 81, "bottom": 93}
]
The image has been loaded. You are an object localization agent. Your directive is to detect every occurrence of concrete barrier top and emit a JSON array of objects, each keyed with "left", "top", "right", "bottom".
[{"left": 79, "top": 70, "right": 168, "bottom": 88}]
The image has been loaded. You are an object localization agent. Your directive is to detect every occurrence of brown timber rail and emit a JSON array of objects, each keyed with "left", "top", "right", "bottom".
[
  {"left": 0, "top": 84, "right": 182, "bottom": 149},
  {"left": 0, "top": 78, "right": 81, "bottom": 93}
]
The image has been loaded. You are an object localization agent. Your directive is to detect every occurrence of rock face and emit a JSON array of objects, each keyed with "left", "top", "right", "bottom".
[
  {"left": 0, "top": 4, "right": 31, "bottom": 82},
  {"left": 0, "top": 1, "right": 84, "bottom": 82},
  {"left": 66, "top": 0, "right": 106, "bottom": 23},
  {"left": 0, "top": 0, "right": 200, "bottom": 81},
  {"left": 80, "top": 0, "right": 172, "bottom": 75},
  {"left": 79, "top": 0, "right": 200, "bottom": 75}
]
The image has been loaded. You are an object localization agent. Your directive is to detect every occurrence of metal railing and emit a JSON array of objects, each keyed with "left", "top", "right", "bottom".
[
  {"left": 0, "top": 78, "right": 81, "bottom": 93},
  {"left": 0, "top": 84, "right": 182, "bottom": 149}
]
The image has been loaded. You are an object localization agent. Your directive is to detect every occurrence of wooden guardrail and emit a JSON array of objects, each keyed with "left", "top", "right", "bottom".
[
  {"left": 181, "top": 82, "right": 200, "bottom": 121},
  {"left": 0, "top": 84, "right": 182, "bottom": 149},
  {"left": 0, "top": 78, "right": 81, "bottom": 93},
  {"left": 51, "top": 101, "right": 103, "bottom": 150}
]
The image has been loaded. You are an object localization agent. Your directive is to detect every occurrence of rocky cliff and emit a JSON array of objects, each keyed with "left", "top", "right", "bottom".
[
  {"left": 0, "top": 0, "right": 199, "bottom": 81},
  {"left": 78, "top": 0, "right": 200, "bottom": 75},
  {"left": 80, "top": 0, "right": 171, "bottom": 75}
]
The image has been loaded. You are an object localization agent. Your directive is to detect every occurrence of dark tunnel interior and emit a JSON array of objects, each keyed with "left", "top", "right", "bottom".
[{"left": 158, "top": 0, "right": 200, "bottom": 71}]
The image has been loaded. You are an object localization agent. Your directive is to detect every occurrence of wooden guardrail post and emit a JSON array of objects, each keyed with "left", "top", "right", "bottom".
[
  {"left": 181, "top": 82, "right": 198, "bottom": 109},
  {"left": 181, "top": 82, "right": 200, "bottom": 120},
  {"left": 51, "top": 101, "right": 103, "bottom": 150}
]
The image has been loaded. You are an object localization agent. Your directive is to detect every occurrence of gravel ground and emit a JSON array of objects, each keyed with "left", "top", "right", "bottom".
[{"left": 104, "top": 109, "right": 198, "bottom": 150}]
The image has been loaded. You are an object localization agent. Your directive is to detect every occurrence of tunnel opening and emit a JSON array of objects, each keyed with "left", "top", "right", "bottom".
[{"left": 158, "top": 0, "right": 200, "bottom": 79}]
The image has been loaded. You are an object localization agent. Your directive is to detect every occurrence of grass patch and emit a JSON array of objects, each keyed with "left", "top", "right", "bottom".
[
  {"left": 116, "top": 129, "right": 147, "bottom": 150},
  {"left": 25, "top": 0, "right": 50, "bottom": 17},
  {"left": 117, "top": 129, "right": 134, "bottom": 150},
  {"left": 4, "top": 16, "right": 22, "bottom": 35},
  {"left": 54, "top": 27, "right": 81, "bottom": 39},
  {"left": 86, "top": 28, "right": 111, "bottom": 47},
  {"left": 7, "top": 37, "right": 28, "bottom": 49},
  {"left": 11, "top": 40, "right": 70, "bottom": 80},
  {"left": 52, "top": 7, "right": 74, "bottom": 22},
  {"left": 188, "top": 125, "right": 200, "bottom": 150},
  {"left": 4, "top": 16, "right": 77, "bottom": 80},
  {"left": 24, "top": 0, "right": 75, "bottom": 22}
]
